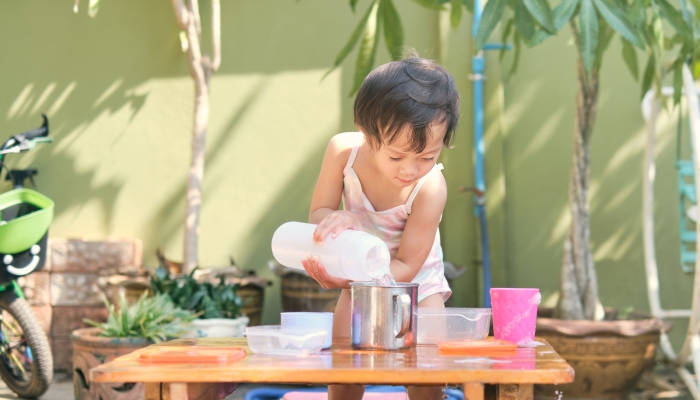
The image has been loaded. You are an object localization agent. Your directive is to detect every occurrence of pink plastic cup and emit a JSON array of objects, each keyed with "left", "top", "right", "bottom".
[{"left": 490, "top": 288, "right": 541, "bottom": 345}]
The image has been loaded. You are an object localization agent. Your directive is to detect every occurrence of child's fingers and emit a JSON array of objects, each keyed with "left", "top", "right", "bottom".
[{"left": 314, "top": 218, "right": 335, "bottom": 245}]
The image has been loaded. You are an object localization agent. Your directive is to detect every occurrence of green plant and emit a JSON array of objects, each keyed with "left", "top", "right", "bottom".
[
  {"left": 150, "top": 266, "right": 243, "bottom": 320},
  {"left": 84, "top": 292, "right": 196, "bottom": 343}
]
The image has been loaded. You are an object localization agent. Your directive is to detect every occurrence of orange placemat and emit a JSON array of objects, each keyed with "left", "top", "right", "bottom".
[
  {"left": 436, "top": 338, "right": 517, "bottom": 355},
  {"left": 138, "top": 347, "right": 246, "bottom": 364}
]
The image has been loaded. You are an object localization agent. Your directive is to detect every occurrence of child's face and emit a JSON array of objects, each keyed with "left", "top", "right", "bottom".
[{"left": 373, "top": 121, "right": 446, "bottom": 188}]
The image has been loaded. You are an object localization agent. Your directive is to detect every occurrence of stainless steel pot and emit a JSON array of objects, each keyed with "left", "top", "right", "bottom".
[{"left": 350, "top": 282, "right": 418, "bottom": 350}]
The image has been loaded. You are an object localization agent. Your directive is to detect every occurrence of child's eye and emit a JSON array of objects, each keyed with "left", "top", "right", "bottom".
[
  {"left": 389, "top": 157, "right": 401, "bottom": 161},
  {"left": 422, "top": 157, "right": 435, "bottom": 161}
]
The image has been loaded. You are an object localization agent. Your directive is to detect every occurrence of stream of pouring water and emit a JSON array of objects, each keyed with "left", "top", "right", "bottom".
[{"left": 367, "top": 258, "right": 397, "bottom": 285}]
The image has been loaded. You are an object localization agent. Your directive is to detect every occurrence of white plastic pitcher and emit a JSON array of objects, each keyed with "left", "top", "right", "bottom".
[{"left": 271, "top": 222, "right": 390, "bottom": 281}]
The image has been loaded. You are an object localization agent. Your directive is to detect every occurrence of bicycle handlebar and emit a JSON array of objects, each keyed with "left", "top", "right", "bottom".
[
  {"left": 20, "top": 114, "right": 49, "bottom": 140},
  {"left": 1, "top": 114, "right": 52, "bottom": 155}
]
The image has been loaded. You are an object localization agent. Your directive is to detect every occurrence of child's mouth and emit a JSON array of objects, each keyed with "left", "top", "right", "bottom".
[{"left": 396, "top": 177, "right": 414, "bottom": 184}]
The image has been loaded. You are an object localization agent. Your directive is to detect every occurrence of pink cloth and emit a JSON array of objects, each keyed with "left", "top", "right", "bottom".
[
  {"left": 342, "top": 146, "right": 451, "bottom": 302},
  {"left": 282, "top": 393, "right": 408, "bottom": 400}
]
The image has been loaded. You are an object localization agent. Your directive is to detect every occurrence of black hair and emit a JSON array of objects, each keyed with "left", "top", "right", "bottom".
[{"left": 354, "top": 54, "right": 460, "bottom": 153}]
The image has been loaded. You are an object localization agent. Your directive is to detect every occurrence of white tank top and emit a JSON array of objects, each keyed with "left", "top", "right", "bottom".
[{"left": 342, "top": 146, "right": 451, "bottom": 302}]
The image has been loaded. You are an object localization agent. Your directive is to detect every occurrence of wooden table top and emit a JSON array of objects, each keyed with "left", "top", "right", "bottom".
[{"left": 90, "top": 338, "right": 574, "bottom": 386}]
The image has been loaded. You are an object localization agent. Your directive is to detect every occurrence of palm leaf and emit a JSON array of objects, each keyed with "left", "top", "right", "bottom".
[
  {"left": 475, "top": 0, "right": 507, "bottom": 51},
  {"left": 383, "top": 0, "right": 404, "bottom": 60},
  {"left": 530, "top": 0, "right": 580, "bottom": 46},
  {"left": 515, "top": 1, "right": 536, "bottom": 43},
  {"left": 658, "top": 0, "right": 692, "bottom": 39},
  {"left": 591, "top": 0, "right": 644, "bottom": 48},
  {"left": 621, "top": 38, "right": 639, "bottom": 80},
  {"left": 350, "top": 0, "right": 382, "bottom": 95},
  {"left": 462, "top": 0, "right": 474, "bottom": 13},
  {"left": 451, "top": 0, "right": 463, "bottom": 28},
  {"left": 641, "top": 53, "right": 655, "bottom": 97},
  {"left": 324, "top": 0, "right": 378, "bottom": 80},
  {"left": 579, "top": 0, "right": 599, "bottom": 71},
  {"left": 523, "top": 0, "right": 556, "bottom": 33}
]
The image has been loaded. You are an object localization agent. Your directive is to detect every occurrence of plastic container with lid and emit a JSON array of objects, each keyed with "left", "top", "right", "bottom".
[
  {"left": 271, "top": 222, "right": 390, "bottom": 281},
  {"left": 281, "top": 312, "right": 333, "bottom": 349},
  {"left": 245, "top": 325, "right": 327, "bottom": 357},
  {"left": 417, "top": 308, "right": 491, "bottom": 345}
]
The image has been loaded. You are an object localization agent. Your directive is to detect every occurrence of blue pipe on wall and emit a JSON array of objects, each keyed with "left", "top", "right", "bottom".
[{"left": 472, "top": 0, "right": 491, "bottom": 308}]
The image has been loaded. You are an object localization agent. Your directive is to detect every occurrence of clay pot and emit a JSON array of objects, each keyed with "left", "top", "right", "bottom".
[
  {"left": 281, "top": 273, "right": 341, "bottom": 312},
  {"left": 535, "top": 308, "right": 667, "bottom": 400},
  {"left": 71, "top": 327, "right": 152, "bottom": 400}
]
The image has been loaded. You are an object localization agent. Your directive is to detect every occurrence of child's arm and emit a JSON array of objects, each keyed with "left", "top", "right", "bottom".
[
  {"left": 308, "top": 134, "right": 364, "bottom": 244},
  {"left": 303, "top": 133, "right": 363, "bottom": 289},
  {"left": 389, "top": 171, "right": 447, "bottom": 282}
]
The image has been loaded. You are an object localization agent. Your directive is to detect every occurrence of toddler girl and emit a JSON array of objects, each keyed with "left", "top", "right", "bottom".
[{"left": 303, "top": 55, "right": 460, "bottom": 400}]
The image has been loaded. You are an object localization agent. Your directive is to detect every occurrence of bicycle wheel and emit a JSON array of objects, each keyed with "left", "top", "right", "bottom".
[{"left": 0, "top": 290, "right": 52, "bottom": 398}]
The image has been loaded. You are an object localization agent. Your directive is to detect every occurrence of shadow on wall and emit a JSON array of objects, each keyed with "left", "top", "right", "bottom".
[
  {"left": 141, "top": 80, "right": 268, "bottom": 251},
  {"left": 237, "top": 137, "right": 331, "bottom": 323},
  {"left": 0, "top": 0, "right": 188, "bottom": 227},
  {"left": 0, "top": 0, "right": 356, "bottom": 237}
]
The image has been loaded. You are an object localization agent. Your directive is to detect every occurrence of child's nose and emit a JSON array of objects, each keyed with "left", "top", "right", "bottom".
[{"left": 399, "top": 163, "right": 418, "bottom": 176}]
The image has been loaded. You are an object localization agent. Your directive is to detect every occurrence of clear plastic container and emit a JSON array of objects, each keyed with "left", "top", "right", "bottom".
[
  {"left": 245, "top": 326, "right": 327, "bottom": 357},
  {"left": 417, "top": 308, "right": 491, "bottom": 345},
  {"left": 281, "top": 312, "right": 333, "bottom": 349},
  {"left": 271, "top": 222, "right": 390, "bottom": 281}
]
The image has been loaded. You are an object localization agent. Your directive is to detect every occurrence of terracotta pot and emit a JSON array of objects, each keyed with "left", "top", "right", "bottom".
[
  {"left": 535, "top": 308, "right": 667, "bottom": 400},
  {"left": 281, "top": 273, "right": 341, "bottom": 312},
  {"left": 71, "top": 327, "right": 152, "bottom": 400}
]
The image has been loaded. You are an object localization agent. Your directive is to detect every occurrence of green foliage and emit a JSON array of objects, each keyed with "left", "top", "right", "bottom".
[
  {"left": 579, "top": 0, "right": 599, "bottom": 71},
  {"left": 84, "top": 293, "right": 196, "bottom": 343},
  {"left": 333, "top": 0, "right": 700, "bottom": 102},
  {"left": 150, "top": 266, "right": 243, "bottom": 320},
  {"left": 327, "top": 0, "right": 408, "bottom": 94}
]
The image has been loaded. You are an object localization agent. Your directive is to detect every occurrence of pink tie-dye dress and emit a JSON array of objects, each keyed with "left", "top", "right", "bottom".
[{"left": 342, "top": 146, "right": 452, "bottom": 302}]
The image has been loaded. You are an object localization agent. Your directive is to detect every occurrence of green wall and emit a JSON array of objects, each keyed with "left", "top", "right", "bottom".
[{"left": 0, "top": 1, "right": 693, "bottom": 343}]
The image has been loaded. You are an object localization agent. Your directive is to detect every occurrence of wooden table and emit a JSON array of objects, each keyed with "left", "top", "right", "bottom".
[{"left": 90, "top": 338, "right": 574, "bottom": 400}]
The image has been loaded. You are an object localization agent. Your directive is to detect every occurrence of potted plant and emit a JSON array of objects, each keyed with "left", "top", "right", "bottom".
[
  {"left": 72, "top": 292, "right": 196, "bottom": 400},
  {"left": 328, "top": 0, "right": 697, "bottom": 397},
  {"left": 150, "top": 265, "right": 249, "bottom": 338}
]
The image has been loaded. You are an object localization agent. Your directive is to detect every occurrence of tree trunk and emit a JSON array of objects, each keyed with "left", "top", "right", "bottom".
[
  {"left": 184, "top": 67, "right": 211, "bottom": 274},
  {"left": 172, "top": 0, "right": 221, "bottom": 274},
  {"left": 556, "top": 57, "right": 600, "bottom": 321}
]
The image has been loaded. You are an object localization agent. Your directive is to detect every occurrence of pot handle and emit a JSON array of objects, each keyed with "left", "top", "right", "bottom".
[{"left": 394, "top": 294, "right": 411, "bottom": 339}]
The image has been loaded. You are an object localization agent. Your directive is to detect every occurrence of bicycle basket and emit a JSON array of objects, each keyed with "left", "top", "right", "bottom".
[{"left": 0, "top": 189, "right": 53, "bottom": 254}]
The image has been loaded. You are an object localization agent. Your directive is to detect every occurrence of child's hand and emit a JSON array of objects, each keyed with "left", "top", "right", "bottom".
[
  {"left": 302, "top": 256, "right": 351, "bottom": 289},
  {"left": 313, "top": 211, "right": 363, "bottom": 245}
]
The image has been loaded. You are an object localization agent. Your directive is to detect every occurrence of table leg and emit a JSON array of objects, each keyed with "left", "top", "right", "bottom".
[
  {"left": 157, "top": 382, "right": 237, "bottom": 400},
  {"left": 463, "top": 383, "right": 485, "bottom": 400},
  {"left": 145, "top": 382, "right": 162, "bottom": 400},
  {"left": 497, "top": 384, "right": 533, "bottom": 400}
]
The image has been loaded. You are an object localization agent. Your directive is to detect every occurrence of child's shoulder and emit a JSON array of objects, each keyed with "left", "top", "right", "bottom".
[
  {"left": 328, "top": 132, "right": 364, "bottom": 151},
  {"left": 324, "top": 132, "right": 364, "bottom": 164},
  {"left": 412, "top": 167, "right": 447, "bottom": 212}
]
